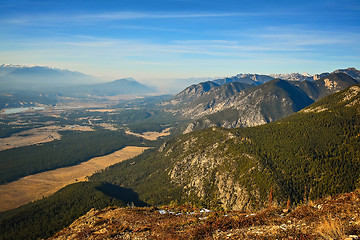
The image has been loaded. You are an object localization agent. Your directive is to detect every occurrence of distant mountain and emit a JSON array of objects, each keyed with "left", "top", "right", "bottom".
[
  {"left": 177, "top": 72, "right": 359, "bottom": 132},
  {"left": 269, "top": 72, "right": 329, "bottom": 81},
  {"left": 0, "top": 65, "right": 157, "bottom": 99},
  {"left": 167, "top": 81, "right": 220, "bottom": 106},
  {"left": 269, "top": 67, "right": 360, "bottom": 82},
  {"left": 333, "top": 67, "right": 360, "bottom": 81},
  {"left": 213, "top": 73, "right": 274, "bottom": 85},
  {"left": 167, "top": 71, "right": 336, "bottom": 106},
  {"left": 60, "top": 78, "right": 156, "bottom": 97},
  {"left": 182, "top": 79, "right": 313, "bottom": 132},
  {"left": 294, "top": 72, "right": 359, "bottom": 100},
  {"left": 0, "top": 64, "right": 99, "bottom": 90}
]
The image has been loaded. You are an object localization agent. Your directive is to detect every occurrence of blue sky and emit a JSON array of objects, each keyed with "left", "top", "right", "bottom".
[{"left": 0, "top": 0, "right": 359, "bottom": 89}]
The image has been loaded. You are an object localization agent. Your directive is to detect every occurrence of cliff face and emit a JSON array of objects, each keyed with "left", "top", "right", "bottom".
[
  {"left": 181, "top": 79, "right": 314, "bottom": 133},
  {"left": 167, "top": 133, "right": 253, "bottom": 211},
  {"left": 160, "top": 127, "right": 275, "bottom": 211}
]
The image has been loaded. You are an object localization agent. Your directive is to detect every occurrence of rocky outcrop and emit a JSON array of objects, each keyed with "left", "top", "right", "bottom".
[
  {"left": 50, "top": 190, "right": 360, "bottom": 240},
  {"left": 164, "top": 129, "right": 263, "bottom": 210}
]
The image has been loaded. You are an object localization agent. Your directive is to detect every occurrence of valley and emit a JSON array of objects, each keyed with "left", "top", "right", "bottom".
[
  {"left": 1, "top": 66, "right": 360, "bottom": 240},
  {"left": 0, "top": 124, "right": 93, "bottom": 151},
  {"left": 1, "top": 0, "right": 359, "bottom": 237},
  {"left": 0, "top": 146, "right": 148, "bottom": 212}
]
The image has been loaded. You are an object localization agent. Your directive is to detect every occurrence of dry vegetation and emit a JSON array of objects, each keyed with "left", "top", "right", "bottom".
[
  {"left": 50, "top": 189, "right": 360, "bottom": 240},
  {"left": 0, "top": 146, "right": 148, "bottom": 212},
  {"left": 0, "top": 125, "right": 93, "bottom": 151}
]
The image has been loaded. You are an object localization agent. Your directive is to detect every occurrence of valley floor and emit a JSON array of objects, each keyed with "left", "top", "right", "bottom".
[
  {"left": 0, "top": 146, "right": 148, "bottom": 212},
  {"left": 50, "top": 190, "right": 360, "bottom": 240}
]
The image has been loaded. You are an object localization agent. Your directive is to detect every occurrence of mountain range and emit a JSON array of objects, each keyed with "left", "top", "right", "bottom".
[
  {"left": 0, "top": 64, "right": 99, "bottom": 90},
  {"left": 0, "top": 65, "right": 156, "bottom": 108},
  {"left": 166, "top": 68, "right": 360, "bottom": 133},
  {"left": 169, "top": 67, "right": 360, "bottom": 102},
  {"left": 0, "top": 64, "right": 155, "bottom": 96}
]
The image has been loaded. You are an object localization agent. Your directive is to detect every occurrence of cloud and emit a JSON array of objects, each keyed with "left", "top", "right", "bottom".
[
  {"left": 260, "top": 32, "right": 355, "bottom": 47},
  {"left": 1, "top": 11, "right": 254, "bottom": 27},
  {"left": 1, "top": 9, "right": 292, "bottom": 27},
  {"left": 76, "top": 11, "right": 246, "bottom": 21},
  {"left": 3, "top": 28, "right": 358, "bottom": 61}
]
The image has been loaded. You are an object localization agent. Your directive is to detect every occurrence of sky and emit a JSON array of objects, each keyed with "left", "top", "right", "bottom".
[{"left": 0, "top": 0, "right": 360, "bottom": 90}]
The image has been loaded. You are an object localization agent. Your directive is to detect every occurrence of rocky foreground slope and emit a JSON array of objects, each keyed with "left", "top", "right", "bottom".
[{"left": 51, "top": 189, "right": 360, "bottom": 239}]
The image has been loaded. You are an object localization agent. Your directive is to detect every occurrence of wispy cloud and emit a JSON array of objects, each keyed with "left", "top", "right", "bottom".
[
  {"left": 76, "top": 11, "right": 247, "bottom": 21},
  {"left": 1, "top": 10, "right": 288, "bottom": 27},
  {"left": 260, "top": 30, "right": 357, "bottom": 47}
]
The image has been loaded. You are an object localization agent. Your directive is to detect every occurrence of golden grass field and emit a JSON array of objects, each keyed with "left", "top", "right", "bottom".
[
  {"left": 0, "top": 146, "right": 148, "bottom": 212},
  {"left": 0, "top": 125, "right": 94, "bottom": 151}
]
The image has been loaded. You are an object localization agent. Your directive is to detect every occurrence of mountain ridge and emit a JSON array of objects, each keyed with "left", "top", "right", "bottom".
[
  {"left": 168, "top": 67, "right": 360, "bottom": 107},
  {"left": 177, "top": 72, "right": 359, "bottom": 133}
]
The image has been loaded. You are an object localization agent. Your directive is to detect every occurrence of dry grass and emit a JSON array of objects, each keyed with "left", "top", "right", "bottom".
[
  {"left": 317, "top": 216, "right": 346, "bottom": 240},
  {"left": 49, "top": 189, "right": 360, "bottom": 240},
  {"left": 0, "top": 125, "right": 94, "bottom": 151},
  {"left": 0, "top": 146, "right": 148, "bottom": 212}
]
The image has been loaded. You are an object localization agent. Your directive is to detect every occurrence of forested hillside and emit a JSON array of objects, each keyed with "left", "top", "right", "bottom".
[
  {"left": 0, "top": 130, "right": 146, "bottom": 184},
  {"left": 91, "top": 84, "right": 360, "bottom": 210}
]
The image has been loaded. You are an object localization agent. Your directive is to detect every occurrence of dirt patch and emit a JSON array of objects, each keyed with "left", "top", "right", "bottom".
[
  {"left": 0, "top": 146, "right": 148, "bottom": 212},
  {"left": 97, "top": 123, "right": 118, "bottom": 131},
  {"left": 125, "top": 127, "right": 171, "bottom": 141},
  {"left": 0, "top": 125, "right": 94, "bottom": 151}
]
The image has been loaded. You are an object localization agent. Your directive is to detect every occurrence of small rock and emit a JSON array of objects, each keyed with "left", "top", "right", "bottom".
[
  {"left": 283, "top": 209, "right": 290, "bottom": 214},
  {"left": 158, "top": 210, "right": 167, "bottom": 214},
  {"left": 280, "top": 224, "right": 287, "bottom": 230},
  {"left": 316, "top": 204, "right": 323, "bottom": 209}
]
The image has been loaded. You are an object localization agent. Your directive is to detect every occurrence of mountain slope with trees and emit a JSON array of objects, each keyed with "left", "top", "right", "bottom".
[{"left": 90, "top": 83, "right": 360, "bottom": 210}]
